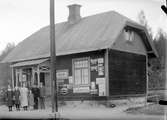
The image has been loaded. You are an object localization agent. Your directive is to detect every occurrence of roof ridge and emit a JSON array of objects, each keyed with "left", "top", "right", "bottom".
[{"left": 2, "top": 10, "right": 157, "bottom": 63}]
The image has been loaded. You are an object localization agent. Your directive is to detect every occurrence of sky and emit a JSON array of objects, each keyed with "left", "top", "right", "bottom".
[{"left": 0, "top": 0, "right": 166, "bottom": 54}]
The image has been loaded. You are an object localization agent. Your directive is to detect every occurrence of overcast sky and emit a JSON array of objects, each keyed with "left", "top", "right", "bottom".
[{"left": 0, "top": 0, "right": 166, "bottom": 54}]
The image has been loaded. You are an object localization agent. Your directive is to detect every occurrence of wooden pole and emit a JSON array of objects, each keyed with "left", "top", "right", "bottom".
[
  {"left": 145, "top": 55, "right": 148, "bottom": 106},
  {"left": 105, "top": 49, "right": 109, "bottom": 96},
  {"left": 11, "top": 67, "right": 14, "bottom": 88},
  {"left": 50, "top": 0, "right": 58, "bottom": 112},
  {"left": 165, "top": 33, "right": 167, "bottom": 100}
]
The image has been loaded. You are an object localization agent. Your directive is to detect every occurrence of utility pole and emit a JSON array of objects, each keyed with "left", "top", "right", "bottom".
[{"left": 50, "top": 0, "right": 58, "bottom": 112}]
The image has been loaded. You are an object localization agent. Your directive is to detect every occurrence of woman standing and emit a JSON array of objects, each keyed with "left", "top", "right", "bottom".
[
  {"left": 20, "top": 84, "right": 28, "bottom": 111},
  {"left": 6, "top": 84, "right": 13, "bottom": 112},
  {"left": 14, "top": 86, "right": 20, "bottom": 111}
]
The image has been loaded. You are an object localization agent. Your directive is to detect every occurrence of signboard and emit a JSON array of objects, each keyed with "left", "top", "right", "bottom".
[
  {"left": 96, "top": 78, "right": 106, "bottom": 96},
  {"left": 39, "top": 66, "right": 50, "bottom": 71},
  {"left": 90, "top": 66, "right": 98, "bottom": 71},
  {"left": 73, "top": 86, "right": 90, "bottom": 93},
  {"left": 69, "top": 76, "right": 73, "bottom": 84},
  {"left": 91, "top": 82, "right": 96, "bottom": 89},
  {"left": 90, "top": 58, "right": 104, "bottom": 76},
  {"left": 98, "top": 58, "right": 104, "bottom": 76},
  {"left": 91, "top": 59, "right": 98, "bottom": 65},
  {"left": 22, "top": 74, "right": 27, "bottom": 82},
  {"left": 98, "top": 58, "right": 104, "bottom": 64},
  {"left": 56, "top": 69, "right": 69, "bottom": 79},
  {"left": 98, "top": 65, "right": 104, "bottom": 76}
]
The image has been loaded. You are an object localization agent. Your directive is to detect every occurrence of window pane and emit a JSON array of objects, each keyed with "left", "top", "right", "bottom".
[
  {"left": 85, "top": 61, "right": 88, "bottom": 67},
  {"left": 75, "top": 69, "right": 81, "bottom": 85},
  {"left": 129, "top": 32, "right": 134, "bottom": 41},
  {"left": 124, "top": 29, "right": 130, "bottom": 41},
  {"left": 75, "top": 61, "right": 79, "bottom": 68},
  {"left": 82, "top": 61, "right": 85, "bottom": 67},
  {"left": 82, "top": 69, "right": 89, "bottom": 84},
  {"left": 79, "top": 61, "right": 81, "bottom": 68}
]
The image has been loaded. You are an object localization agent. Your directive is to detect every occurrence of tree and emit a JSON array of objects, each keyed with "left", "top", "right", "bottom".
[
  {"left": 154, "top": 29, "right": 166, "bottom": 68},
  {"left": 137, "top": 10, "right": 153, "bottom": 39},
  {"left": 137, "top": 11, "right": 166, "bottom": 90},
  {"left": 151, "top": 29, "right": 167, "bottom": 89},
  {"left": 0, "top": 42, "right": 15, "bottom": 62},
  {"left": 148, "top": 29, "right": 167, "bottom": 90}
]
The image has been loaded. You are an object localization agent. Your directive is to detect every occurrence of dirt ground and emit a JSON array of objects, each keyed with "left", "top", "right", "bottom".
[{"left": 125, "top": 103, "right": 166, "bottom": 116}]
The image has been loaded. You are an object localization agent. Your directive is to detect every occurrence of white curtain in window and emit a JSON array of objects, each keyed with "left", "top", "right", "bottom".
[
  {"left": 74, "top": 58, "right": 89, "bottom": 85},
  {"left": 74, "top": 69, "right": 81, "bottom": 85}
]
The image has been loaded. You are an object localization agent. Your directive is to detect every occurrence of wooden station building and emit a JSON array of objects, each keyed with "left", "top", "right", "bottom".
[{"left": 2, "top": 4, "right": 158, "bottom": 100}]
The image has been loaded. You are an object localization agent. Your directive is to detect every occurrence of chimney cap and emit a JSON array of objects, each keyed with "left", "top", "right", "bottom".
[
  {"left": 67, "top": 4, "right": 82, "bottom": 24},
  {"left": 67, "top": 4, "right": 81, "bottom": 8}
]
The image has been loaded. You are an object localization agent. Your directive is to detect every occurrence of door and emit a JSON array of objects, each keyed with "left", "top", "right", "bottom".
[{"left": 40, "top": 72, "right": 45, "bottom": 86}]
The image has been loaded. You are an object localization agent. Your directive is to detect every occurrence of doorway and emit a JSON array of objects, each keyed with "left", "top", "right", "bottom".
[{"left": 40, "top": 72, "right": 45, "bottom": 86}]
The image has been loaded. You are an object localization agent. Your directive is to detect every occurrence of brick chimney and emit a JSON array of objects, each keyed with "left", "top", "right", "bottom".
[{"left": 68, "top": 4, "right": 81, "bottom": 24}]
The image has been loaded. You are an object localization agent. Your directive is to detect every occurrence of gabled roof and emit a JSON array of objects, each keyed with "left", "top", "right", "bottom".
[{"left": 2, "top": 11, "right": 158, "bottom": 63}]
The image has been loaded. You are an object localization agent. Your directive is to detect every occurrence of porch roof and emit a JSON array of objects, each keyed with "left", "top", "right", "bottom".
[{"left": 11, "top": 59, "right": 48, "bottom": 67}]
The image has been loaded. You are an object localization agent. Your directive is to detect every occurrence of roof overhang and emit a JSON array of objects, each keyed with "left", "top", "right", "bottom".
[
  {"left": 6, "top": 47, "right": 107, "bottom": 63},
  {"left": 11, "top": 58, "right": 48, "bottom": 68},
  {"left": 125, "top": 21, "right": 159, "bottom": 58}
]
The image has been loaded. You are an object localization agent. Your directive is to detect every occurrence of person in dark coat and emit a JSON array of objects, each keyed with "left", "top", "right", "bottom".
[
  {"left": 39, "top": 83, "right": 45, "bottom": 109},
  {"left": 6, "top": 85, "right": 13, "bottom": 112},
  {"left": 31, "top": 85, "right": 40, "bottom": 110},
  {"left": 14, "top": 86, "right": 20, "bottom": 111}
]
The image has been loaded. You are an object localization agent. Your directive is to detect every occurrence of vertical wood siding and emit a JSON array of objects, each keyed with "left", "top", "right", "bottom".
[{"left": 109, "top": 49, "right": 146, "bottom": 96}]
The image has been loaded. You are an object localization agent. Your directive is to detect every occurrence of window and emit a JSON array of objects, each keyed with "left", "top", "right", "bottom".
[
  {"left": 73, "top": 58, "right": 89, "bottom": 85},
  {"left": 124, "top": 29, "right": 134, "bottom": 42}
]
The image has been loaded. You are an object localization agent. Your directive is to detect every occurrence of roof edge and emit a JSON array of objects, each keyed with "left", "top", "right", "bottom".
[
  {"left": 125, "top": 21, "right": 159, "bottom": 58},
  {"left": 4, "top": 47, "right": 108, "bottom": 63}
]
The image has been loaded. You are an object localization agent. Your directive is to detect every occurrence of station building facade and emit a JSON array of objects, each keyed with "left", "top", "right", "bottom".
[{"left": 3, "top": 4, "right": 158, "bottom": 100}]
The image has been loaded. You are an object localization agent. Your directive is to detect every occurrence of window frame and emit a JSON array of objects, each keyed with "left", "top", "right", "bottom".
[
  {"left": 72, "top": 57, "right": 90, "bottom": 87},
  {"left": 124, "top": 29, "right": 134, "bottom": 42}
]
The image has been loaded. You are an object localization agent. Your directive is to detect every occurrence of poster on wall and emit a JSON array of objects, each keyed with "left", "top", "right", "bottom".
[
  {"left": 98, "top": 65, "right": 104, "bottom": 76},
  {"left": 91, "top": 66, "right": 98, "bottom": 71},
  {"left": 98, "top": 58, "right": 104, "bottom": 76},
  {"left": 69, "top": 76, "right": 73, "bottom": 84},
  {"left": 96, "top": 78, "right": 106, "bottom": 96},
  {"left": 73, "top": 86, "right": 90, "bottom": 93},
  {"left": 56, "top": 69, "right": 69, "bottom": 80},
  {"left": 98, "top": 58, "right": 104, "bottom": 64},
  {"left": 91, "top": 59, "right": 98, "bottom": 65},
  {"left": 90, "top": 58, "right": 104, "bottom": 76},
  {"left": 22, "top": 74, "right": 26, "bottom": 82},
  {"left": 90, "top": 58, "right": 98, "bottom": 71}
]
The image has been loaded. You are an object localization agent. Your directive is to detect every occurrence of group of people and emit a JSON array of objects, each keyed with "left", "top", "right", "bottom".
[{"left": 6, "top": 82, "right": 45, "bottom": 112}]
